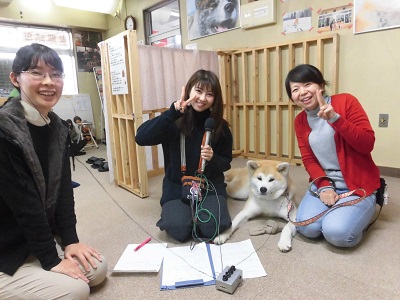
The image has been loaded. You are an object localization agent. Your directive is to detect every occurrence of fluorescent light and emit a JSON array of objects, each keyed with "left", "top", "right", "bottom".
[
  {"left": 170, "top": 10, "right": 180, "bottom": 17},
  {"left": 52, "top": 0, "right": 120, "bottom": 15}
]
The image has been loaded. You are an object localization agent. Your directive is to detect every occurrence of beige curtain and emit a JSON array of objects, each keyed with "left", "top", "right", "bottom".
[{"left": 138, "top": 45, "right": 219, "bottom": 111}]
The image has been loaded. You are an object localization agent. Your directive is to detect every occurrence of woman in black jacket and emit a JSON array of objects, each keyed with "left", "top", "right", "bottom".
[
  {"left": 136, "top": 70, "right": 232, "bottom": 242},
  {"left": 0, "top": 43, "right": 107, "bottom": 299}
]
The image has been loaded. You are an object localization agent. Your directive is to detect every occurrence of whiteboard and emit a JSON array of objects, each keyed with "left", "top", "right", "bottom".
[{"left": 52, "top": 94, "right": 94, "bottom": 125}]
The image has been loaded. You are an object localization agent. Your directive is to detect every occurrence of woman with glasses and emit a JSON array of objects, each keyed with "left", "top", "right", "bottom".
[{"left": 0, "top": 43, "right": 107, "bottom": 299}]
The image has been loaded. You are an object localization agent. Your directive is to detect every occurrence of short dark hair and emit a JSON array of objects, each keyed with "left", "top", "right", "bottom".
[
  {"left": 285, "top": 64, "right": 328, "bottom": 99},
  {"left": 73, "top": 116, "right": 82, "bottom": 123},
  {"left": 12, "top": 43, "right": 64, "bottom": 92},
  {"left": 12, "top": 43, "right": 63, "bottom": 74}
]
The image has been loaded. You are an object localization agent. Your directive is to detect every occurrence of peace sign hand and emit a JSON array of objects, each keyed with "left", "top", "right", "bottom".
[
  {"left": 174, "top": 86, "right": 198, "bottom": 113},
  {"left": 316, "top": 89, "right": 336, "bottom": 120}
]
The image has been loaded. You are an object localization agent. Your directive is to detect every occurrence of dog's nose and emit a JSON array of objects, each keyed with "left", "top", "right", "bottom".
[
  {"left": 225, "top": 3, "right": 234, "bottom": 14},
  {"left": 260, "top": 187, "right": 267, "bottom": 194}
]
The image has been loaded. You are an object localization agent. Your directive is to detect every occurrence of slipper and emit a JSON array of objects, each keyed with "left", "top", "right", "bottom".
[
  {"left": 86, "top": 157, "right": 105, "bottom": 164},
  {"left": 91, "top": 160, "right": 105, "bottom": 169},
  {"left": 86, "top": 156, "right": 98, "bottom": 164},
  {"left": 72, "top": 181, "right": 80, "bottom": 188},
  {"left": 98, "top": 162, "right": 109, "bottom": 172}
]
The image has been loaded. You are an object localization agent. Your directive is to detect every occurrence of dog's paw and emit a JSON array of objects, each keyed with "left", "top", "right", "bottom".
[
  {"left": 213, "top": 233, "right": 230, "bottom": 245},
  {"left": 278, "top": 238, "right": 292, "bottom": 252}
]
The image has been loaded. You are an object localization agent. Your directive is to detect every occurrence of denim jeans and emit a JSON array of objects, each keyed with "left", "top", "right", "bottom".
[{"left": 296, "top": 186, "right": 376, "bottom": 248}]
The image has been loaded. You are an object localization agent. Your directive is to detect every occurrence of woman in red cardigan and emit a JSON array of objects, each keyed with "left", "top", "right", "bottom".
[{"left": 285, "top": 64, "right": 380, "bottom": 248}]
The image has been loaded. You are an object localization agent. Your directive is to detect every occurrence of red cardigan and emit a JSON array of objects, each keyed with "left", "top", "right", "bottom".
[{"left": 294, "top": 93, "right": 380, "bottom": 195}]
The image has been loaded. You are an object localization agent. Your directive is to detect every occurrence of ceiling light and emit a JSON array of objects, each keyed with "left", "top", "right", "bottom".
[
  {"left": 170, "top": 10, "right": 180, "bottom": 17},
  {"left": 52, "top": 0, "right": 120, "bottom": 15}
]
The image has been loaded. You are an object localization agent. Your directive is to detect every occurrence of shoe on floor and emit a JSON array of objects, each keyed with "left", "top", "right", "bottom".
[
  {"left": 91, "top": 160, "right": 105, "bottom": 169},
  {"left": 86, "top": 156, "right": 104, "bottom": 164},
  {"left": 72, "top": 181, "right": 80, "bottom": 188},
  {"left": 98, "top": 162, "right": 109, "bottom": 172}
]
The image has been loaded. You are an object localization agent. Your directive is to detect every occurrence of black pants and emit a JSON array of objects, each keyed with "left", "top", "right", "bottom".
[{"left": 156, "top": 195, "right": 232, "bottom": 242}]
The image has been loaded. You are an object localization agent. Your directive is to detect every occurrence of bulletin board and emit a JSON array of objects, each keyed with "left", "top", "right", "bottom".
[{"left": 52, "top": 94, "right": 94, "bottom": 124}]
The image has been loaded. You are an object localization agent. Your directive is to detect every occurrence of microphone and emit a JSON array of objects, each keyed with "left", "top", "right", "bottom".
[{"left": 201, "top": 118, "right": 216, "bottom": 172}]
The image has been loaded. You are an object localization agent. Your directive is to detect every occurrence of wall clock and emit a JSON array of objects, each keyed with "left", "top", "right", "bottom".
[{"left": 125, "top": 15, "right": 136, "bottom": 30}]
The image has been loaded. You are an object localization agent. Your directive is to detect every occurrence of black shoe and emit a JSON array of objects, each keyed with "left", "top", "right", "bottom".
[
  {"left": 98, "top": 162, "right": 109, "bottom": 172},
  {"left": 91, "top": 160, "right": 105, "bottom": 169},
  {"left": 86, "top": 156, "right": 104, "bottom": 164}
]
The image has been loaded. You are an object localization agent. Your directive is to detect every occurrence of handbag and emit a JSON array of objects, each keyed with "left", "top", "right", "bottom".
[
  {"left": 375, "top": 177, "right": 387, "bottom": 207},
  {"left": 366, "top": 177, "right": 387, "bottom": 230}
]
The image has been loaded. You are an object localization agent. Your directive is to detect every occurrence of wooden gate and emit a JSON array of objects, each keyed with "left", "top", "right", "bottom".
[
  {"left": 100, "top": 30, "right": 148, "bottom": 198},
  {"left": 218, "top": 34, "right": 339, "bottom": 164}
]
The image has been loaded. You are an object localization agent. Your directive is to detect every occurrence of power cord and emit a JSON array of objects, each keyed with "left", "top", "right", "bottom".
[{"left": 74, "top": 157, "right": 279, "bottom": 279}]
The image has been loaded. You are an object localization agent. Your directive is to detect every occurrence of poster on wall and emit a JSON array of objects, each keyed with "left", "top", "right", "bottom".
[
  {"left": 186, "top": 0, "right": 241, "bottom": 40},
  {"left": 354, "top": 0, "right": 400, "bottom": 34},
  {"left": 282, "top": 8, "right": 313, "bottom": 34},
  {"left": 107, "top": 35, "right": 128, "bottom": 95},
  {"left": 317, "top": 5, "right": 353, "bottom": 33},
  {"left": 74, "top": 30, "right": 103, "bottom": 72}
]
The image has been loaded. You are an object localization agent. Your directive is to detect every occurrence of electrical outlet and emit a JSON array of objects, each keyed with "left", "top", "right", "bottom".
[{"left": 378, "top": 114, "right": 389, "bottom": 127}]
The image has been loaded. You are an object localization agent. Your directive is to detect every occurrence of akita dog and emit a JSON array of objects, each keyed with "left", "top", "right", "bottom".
[{"left": 214, "top": 160, "right": 297, "bottom": 252}]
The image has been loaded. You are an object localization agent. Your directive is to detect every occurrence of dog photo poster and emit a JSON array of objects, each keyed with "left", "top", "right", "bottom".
[{"left": 187, "top": 0, "right": 241, "bottom": 40}]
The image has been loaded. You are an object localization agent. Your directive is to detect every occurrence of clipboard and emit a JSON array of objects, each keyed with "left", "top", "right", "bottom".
[
  {"left": 160, "top": 239, "right": 267, "bottom": 290},
  {"left": 160, "top": 243, "right": 216, "bottom": 290}
]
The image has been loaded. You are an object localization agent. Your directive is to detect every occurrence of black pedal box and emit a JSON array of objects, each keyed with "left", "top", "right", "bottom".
[{"left": 215, "top": 266, "right": 242, "bottom": 294}]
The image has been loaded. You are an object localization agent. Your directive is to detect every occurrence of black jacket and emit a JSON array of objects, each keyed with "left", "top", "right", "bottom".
[
  {"left": 136, "top": 103, "right": 233, "bottom": 205},
  {"left": 0, "top": 98, "right": 79, "bottom": 276}
]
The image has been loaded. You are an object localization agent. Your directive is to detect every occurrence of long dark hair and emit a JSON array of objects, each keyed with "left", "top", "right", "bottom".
[
  {"left": 285, "top": 64, "right": 328, "bottom": 99},
  {"left": 12, "top": 43, "right": 63, "bottom": 92},
  {"left": 178, "top": 69, "right": 227, "bottom": 139}
]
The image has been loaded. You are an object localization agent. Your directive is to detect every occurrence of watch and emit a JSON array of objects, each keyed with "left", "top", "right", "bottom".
[{"left": 125, "top": 15, "right": 136, "bottom": 30}]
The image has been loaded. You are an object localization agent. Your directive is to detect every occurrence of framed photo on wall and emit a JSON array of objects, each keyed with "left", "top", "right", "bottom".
[
  {"left": 74, "top": 30, "right": 103, "bottom": 72},
  {"left": 354, "top": 0, "right": 400, "bottom": 34},
  {"left": 186, "top": 0, "right": 241, "bottom": 40}
]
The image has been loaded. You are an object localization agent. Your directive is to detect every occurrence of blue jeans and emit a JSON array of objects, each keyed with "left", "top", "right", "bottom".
[{"left": 296, "top": 186, "right": 376, "bottom": 248}]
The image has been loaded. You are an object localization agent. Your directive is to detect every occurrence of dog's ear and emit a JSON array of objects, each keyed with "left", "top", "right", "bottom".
[
  {"left": 247, "top": 160, "right": 259, "bottom": 174},
  {"left": 277, "top": 162, "right": 290, "bottom": 177}
]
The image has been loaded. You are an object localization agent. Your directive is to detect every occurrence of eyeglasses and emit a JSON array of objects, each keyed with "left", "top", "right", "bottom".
[{"left": 21, "top": 70, "right": 65, "bottom": 81}]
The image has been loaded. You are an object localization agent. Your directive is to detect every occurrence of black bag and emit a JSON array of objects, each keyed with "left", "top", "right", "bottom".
[
  {"left": 366, "top": 177, "right": 387, "bottom": 230},
  {"left": 375, "top": 177, "right": 387, "bottom": 207}
]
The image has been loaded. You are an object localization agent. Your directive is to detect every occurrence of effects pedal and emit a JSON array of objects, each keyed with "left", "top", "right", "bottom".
[{"left": 215, "top": 265, "right": 242, "bottom": 294}]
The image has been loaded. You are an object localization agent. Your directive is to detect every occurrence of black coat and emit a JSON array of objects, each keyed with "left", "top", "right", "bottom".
[
  {"left": 135, "top": 103, "right": 233, "bottom": 206},
  {"left": 0, "top": 98, "right": 79, "bottom": 276}
]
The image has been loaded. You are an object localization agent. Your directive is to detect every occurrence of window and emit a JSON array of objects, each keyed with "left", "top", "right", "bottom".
[
  {"left": 144, "top": 0, "right": 181, "bottom": 49},
  {"left": 0, "top": 23, "right": 78, "bottom": 97}
]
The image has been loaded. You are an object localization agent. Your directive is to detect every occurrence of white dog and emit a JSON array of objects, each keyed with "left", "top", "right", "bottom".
[
  {"left": 188, "top": 0, "right": 239, "bottom": 40},
  {"left": 214, "top": 160, "right": 297, "bottom": 252}
]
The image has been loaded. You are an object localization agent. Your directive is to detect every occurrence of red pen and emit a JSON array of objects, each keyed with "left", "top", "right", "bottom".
[{"left": 134, "top": 237, "right": 151, "bottom": 252}]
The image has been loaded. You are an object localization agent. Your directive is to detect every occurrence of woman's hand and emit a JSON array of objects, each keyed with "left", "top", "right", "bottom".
[
  {"left": 174, "top": 86, "right": 197, "bottom": 113},
  {"left": 316, "top": 89, "right": 337, "bottom": 120},
  {"left": 51, "top": 258, "right": 89, "bottom": 283},
  {"left": 319, "top": 189, "right": 339, "bottom": 206},
  {"left": 201, "top": 145, "right": 214, "bottom": 162},
  {"left": 64, "top": 242, "right": 102, "bottom": 273}
]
